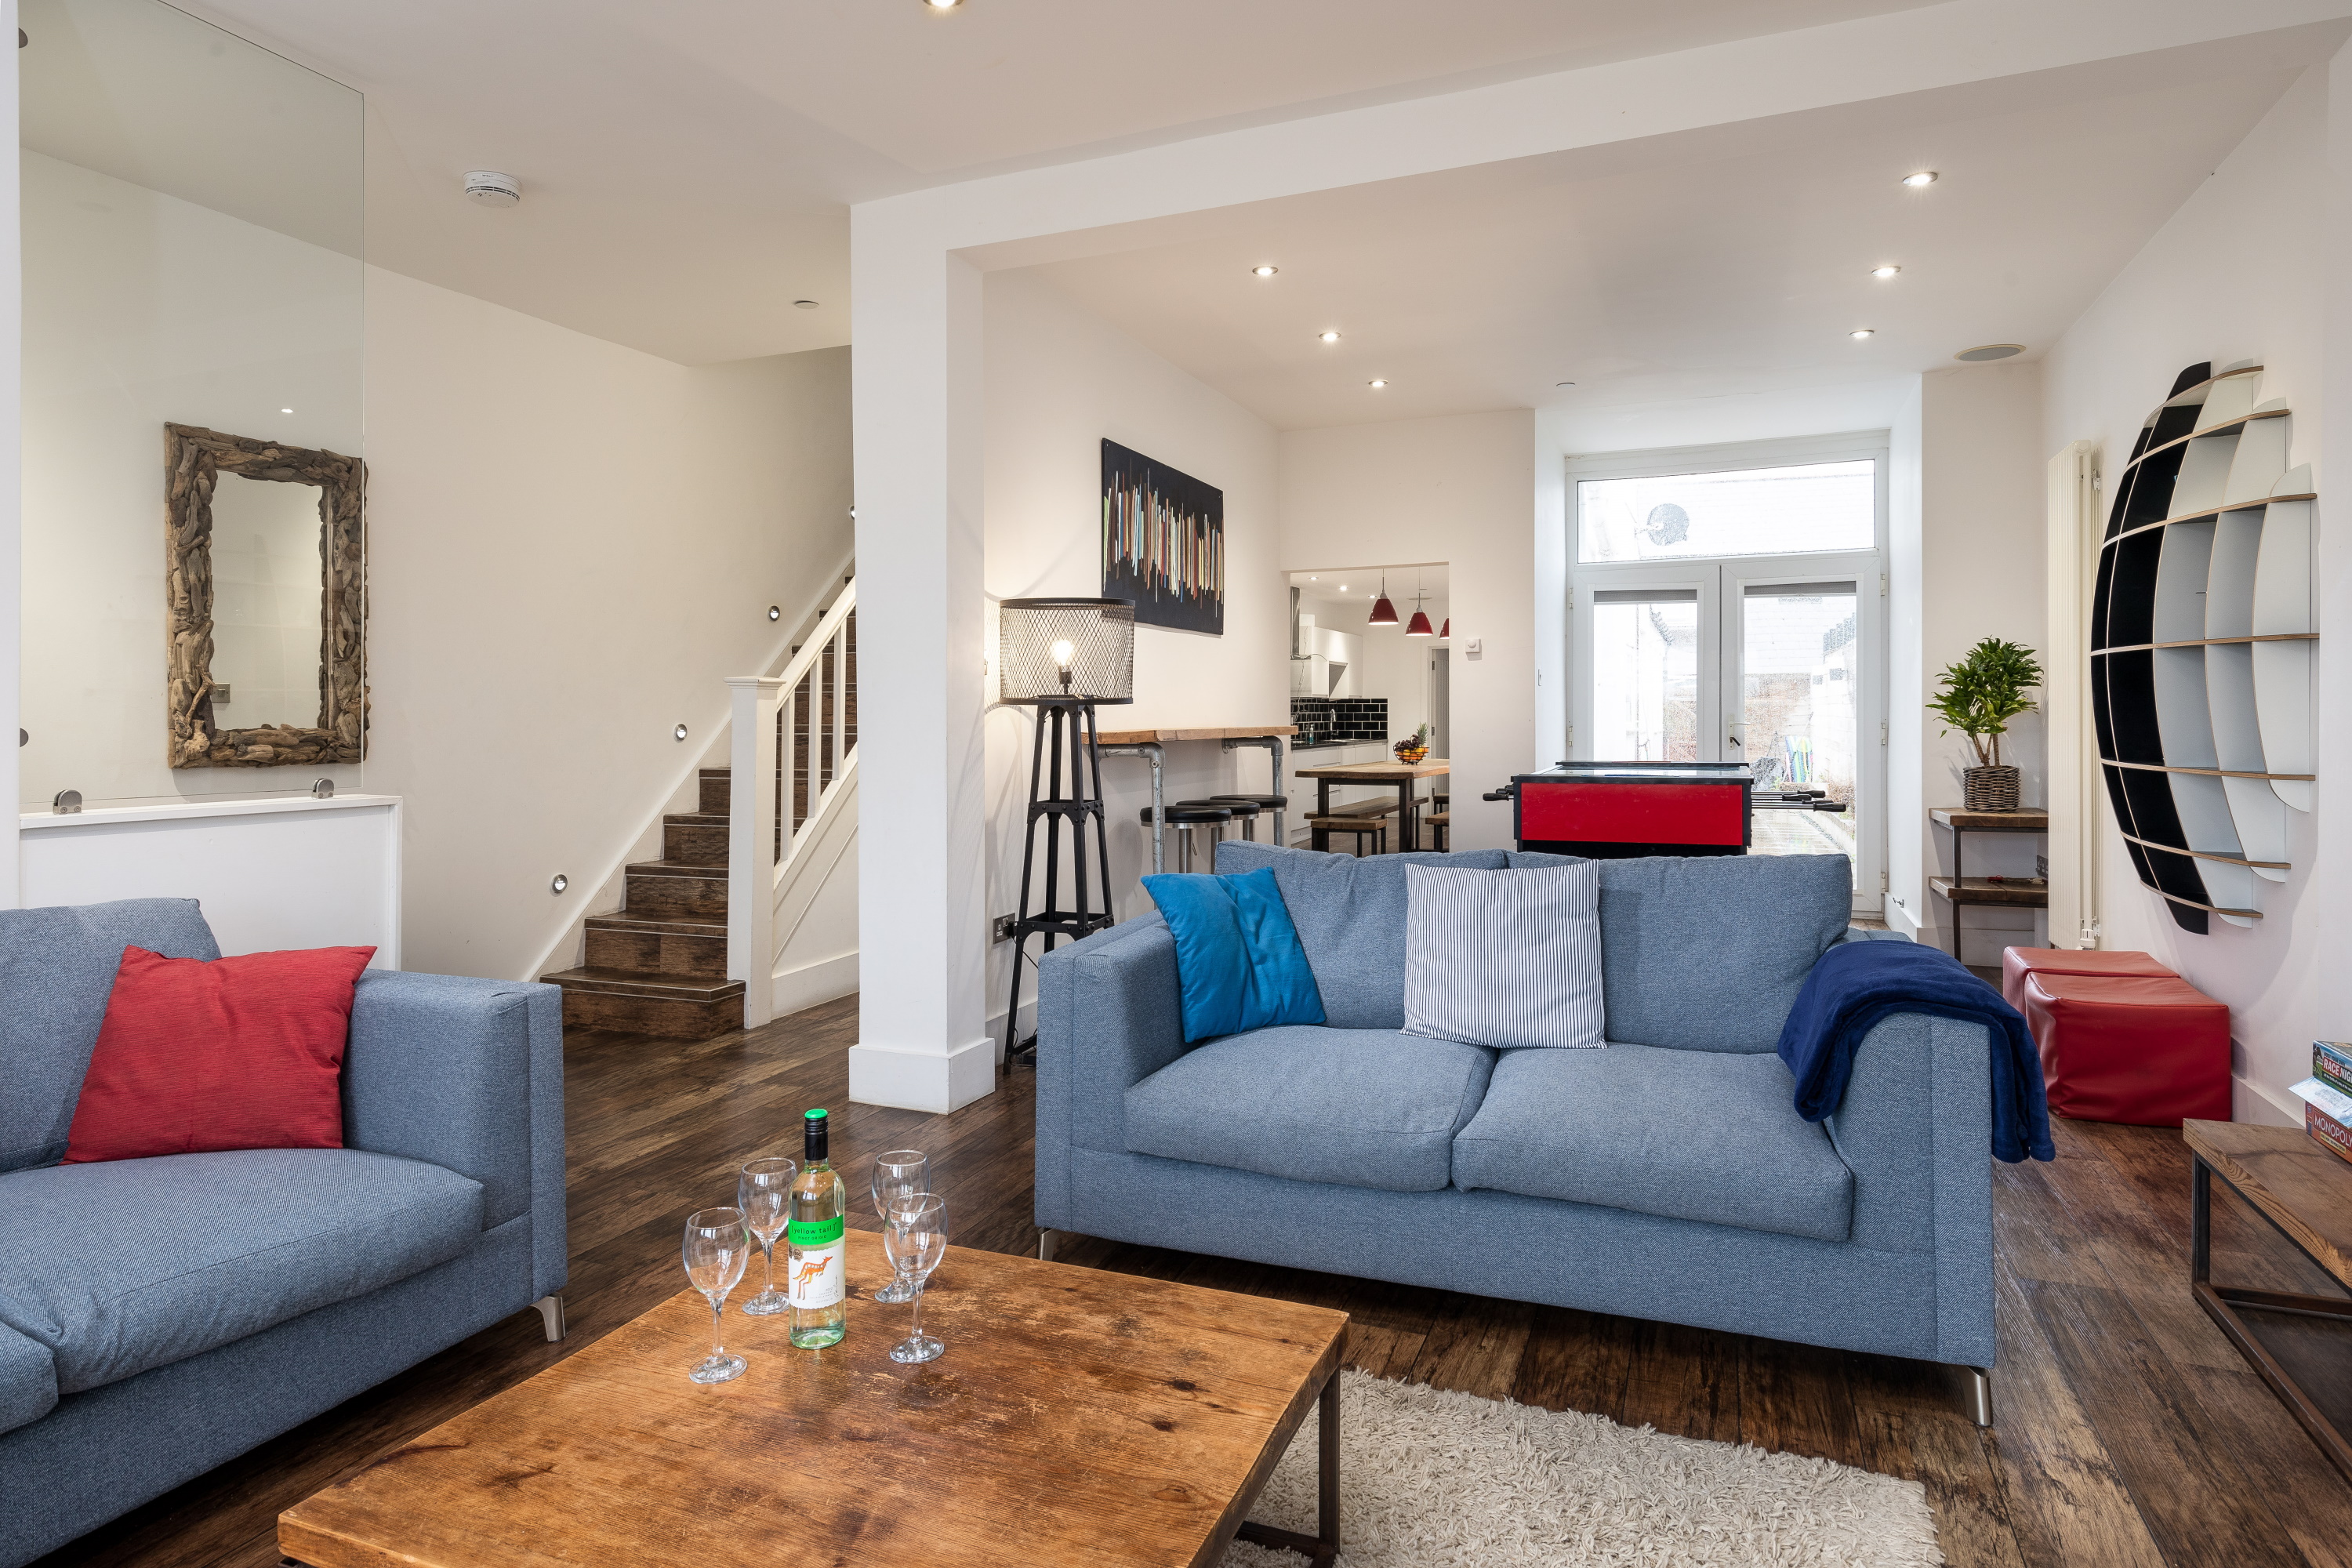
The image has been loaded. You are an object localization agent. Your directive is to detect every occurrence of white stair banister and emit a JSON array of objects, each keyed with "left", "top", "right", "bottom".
[{"left": 728, "top": 579, "right": 856, "bottom": 1027}]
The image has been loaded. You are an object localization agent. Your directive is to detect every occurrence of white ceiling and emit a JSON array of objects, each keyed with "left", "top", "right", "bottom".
[
  {"left": 1019, "top": 31, "right": 2326, "bottom": 432},
  {"left": 164, "top": 0, "right": 1940, "bottom": 363}
]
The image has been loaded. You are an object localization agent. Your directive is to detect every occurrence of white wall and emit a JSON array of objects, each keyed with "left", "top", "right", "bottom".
[
  {"left": 982, "top": 270, "right": 1284, "bottom": 1044},
  {"left": 1280, "top": 412, "right": 1539, "bottom": 850},
  {"left": 362, "top": 269, "right": 853, "bottom": 982},
  {"left": 1904, "top": 361, "right": 2050, "bottom": 961},
  {"left": 0, "top": 0, "right": 22, "bottom": 906},
  {"left": 2040, "top": 53, "right": 2348, "bottom": 1120}
]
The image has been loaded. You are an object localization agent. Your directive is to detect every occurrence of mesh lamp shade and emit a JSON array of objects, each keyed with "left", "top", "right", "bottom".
[{"left": 998, "top": 598, "right": 1135, "bottom": 705}]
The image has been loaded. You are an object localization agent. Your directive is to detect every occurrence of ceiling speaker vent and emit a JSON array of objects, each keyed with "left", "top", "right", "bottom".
[{"left": 1954, "top": 343, "right": 2024, "bottom": 362}]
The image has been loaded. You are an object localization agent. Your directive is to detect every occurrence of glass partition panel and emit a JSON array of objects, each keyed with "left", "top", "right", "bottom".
[{"left": 19, "top": 0, "right": 362, "bottom": 808}]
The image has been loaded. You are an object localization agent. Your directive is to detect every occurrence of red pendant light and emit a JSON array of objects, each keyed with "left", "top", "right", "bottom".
[
  {"left": 1438, "top": 618, "right": 1450, "bottom": 641},
  {"left": 1367, "top": 572, "right": 1399, "bottom": 627},
  {"left": 1403, "top": 573, "right": 1434, "bottom": 635}
]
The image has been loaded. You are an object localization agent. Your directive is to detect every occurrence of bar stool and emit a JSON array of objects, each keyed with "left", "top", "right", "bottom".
[
  {"left": 1178, "top": 798, "right": 1257, "bottom": 850},
  {"left": 1207, "top": 794, "right": 1287, "bottom": 842},
  {"left": 1140, "top": 804, "right": 1232, "bottom": 872}
]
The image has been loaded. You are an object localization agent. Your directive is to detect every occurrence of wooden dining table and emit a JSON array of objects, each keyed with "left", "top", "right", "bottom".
[{"left": 1291, "top": 757, "right": 1450, "bottom": 852}]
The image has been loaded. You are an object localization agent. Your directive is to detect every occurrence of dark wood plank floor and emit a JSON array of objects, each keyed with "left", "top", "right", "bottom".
[{"left": 36, "top": 997, "right": 2352, "bottom": 1568}]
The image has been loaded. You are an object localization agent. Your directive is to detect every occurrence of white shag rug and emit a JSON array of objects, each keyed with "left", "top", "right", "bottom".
[{"left": 1224, "top": 1372, "right": 1942, "bottom": 1568}]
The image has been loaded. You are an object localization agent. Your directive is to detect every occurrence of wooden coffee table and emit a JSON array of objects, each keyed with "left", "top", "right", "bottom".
[{"left": 280, "top": 1231, "right": 1347, "bottom": 1566}]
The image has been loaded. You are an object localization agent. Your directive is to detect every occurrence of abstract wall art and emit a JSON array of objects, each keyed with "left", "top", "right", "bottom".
[
  {"left": 2092, "top": 360, "right": 2316, "bottom": 933},
  {"left": 1102, "top": 438, "right": 1223, "bottom": 635}
]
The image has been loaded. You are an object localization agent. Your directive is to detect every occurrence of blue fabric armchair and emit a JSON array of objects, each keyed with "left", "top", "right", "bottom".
[
  {"left": 0, "top": 899, "right": 566, "bottom": 1567},
  {"left": 1035, "top": 846, "right": 1994, "bottom": 1414}
]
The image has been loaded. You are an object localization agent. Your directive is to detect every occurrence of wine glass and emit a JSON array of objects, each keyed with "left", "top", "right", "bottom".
[
  {"left": 883, "top": 1193, "right": 948, "bottom": 1365},
  {"left": 869, "top": 1149, "right": 929, "bottom": 1304},
  {"left": 739, "top": 1156, "right": 797, "bottom": 1316},
  {"left": 682, "top": 1207, "right": 751, "bottom": 1384}
]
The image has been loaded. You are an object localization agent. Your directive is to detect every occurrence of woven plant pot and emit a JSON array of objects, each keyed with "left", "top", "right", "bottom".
[{"left": 1964, "top": 764, "right": 2021, "bottom": 812}]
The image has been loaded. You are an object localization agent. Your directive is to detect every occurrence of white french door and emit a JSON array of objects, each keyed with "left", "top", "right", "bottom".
[
  {"left": 1564, "top": 436, "right": 1889, "bottom": 914},
  {"left": 1570, "top": 560, "right": 1883, "bottom": 909}
]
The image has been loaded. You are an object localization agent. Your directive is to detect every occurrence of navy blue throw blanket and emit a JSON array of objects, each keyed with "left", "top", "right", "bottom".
[{"left": 1775, "top": 939, "right": 2054, "bottom": 1163}]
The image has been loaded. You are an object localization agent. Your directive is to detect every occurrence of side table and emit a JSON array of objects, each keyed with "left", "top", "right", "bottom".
[
  {"left": 1928, "top": 807, "right": 2048, "bottom": 961},
  {"left": 2185, "top": 1118, "right": 2352, "bottom": 1482}
]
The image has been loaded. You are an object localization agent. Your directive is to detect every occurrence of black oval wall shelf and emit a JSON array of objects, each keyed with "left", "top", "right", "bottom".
[{"left": 2092, "top": 359, "right": 2316, "bottom": 934}]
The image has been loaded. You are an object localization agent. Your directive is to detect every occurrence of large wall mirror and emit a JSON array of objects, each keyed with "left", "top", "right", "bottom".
[{"left": 165, "top": 424, "right": 365, "bottom": 768}]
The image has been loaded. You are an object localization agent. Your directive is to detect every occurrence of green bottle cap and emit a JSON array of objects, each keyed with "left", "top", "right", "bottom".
[{"left": 804, "top": 1108, "right": 827, "bottom": 1120}]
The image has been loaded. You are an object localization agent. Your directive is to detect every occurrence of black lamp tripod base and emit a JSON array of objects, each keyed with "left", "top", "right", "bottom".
[{"left": 1004, "top": 698, "right": 1115, "bottom": 1066}]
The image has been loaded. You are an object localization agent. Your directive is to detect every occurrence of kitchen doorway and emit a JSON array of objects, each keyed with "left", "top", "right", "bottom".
[{"left": 1566, "top": 437, "right": 1887, "bottom": 913}]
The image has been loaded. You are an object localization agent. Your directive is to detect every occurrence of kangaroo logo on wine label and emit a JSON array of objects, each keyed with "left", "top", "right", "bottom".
[{"left": 787, "top": 1243, "right": 844, "bottom": 1309}]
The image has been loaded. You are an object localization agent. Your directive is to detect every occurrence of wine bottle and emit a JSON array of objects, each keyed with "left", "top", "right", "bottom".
[{"left": 786, "top": 1108, "right": 848, "bottom": 1348}]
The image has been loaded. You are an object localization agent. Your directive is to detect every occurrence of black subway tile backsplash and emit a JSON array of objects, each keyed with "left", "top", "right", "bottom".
[{"left": 1289, "top": 695, "right": 1387, "bottom": 749}]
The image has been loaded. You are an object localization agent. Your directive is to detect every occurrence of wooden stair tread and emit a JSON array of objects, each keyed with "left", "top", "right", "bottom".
[
  {"left": 665, "top": 811, "right": 728, "bottom": 828},
  {"left": 626, "top": 859, "right": 727, "bottom": 878},
  {"left": 698, "top": 768, "right": 731, "bottom": 779},
  {"left": 583, "top": 913, "right": 724, "bottom": 937},
  {"left": 539, "top": 967, "right": 745, "bottom": 1001}
]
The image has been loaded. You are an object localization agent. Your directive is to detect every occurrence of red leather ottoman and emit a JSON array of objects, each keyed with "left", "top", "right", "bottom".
[
  {"left": 2016, "top": 971, "right": 2232, "bottom": 1126},
  {"left": 2000, "top": 946, "right": 2174, "bottom": 1012}
]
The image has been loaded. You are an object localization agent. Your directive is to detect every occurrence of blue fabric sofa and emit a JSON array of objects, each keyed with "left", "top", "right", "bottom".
[
  {"left": 0, "top": 898, "right": 567, "bottom": 1567},
  {"left": 1035, "top": 845, "right": 1994, "bottom": 1407}
]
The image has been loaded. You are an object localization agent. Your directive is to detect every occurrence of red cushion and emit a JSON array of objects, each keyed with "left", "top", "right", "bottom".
[
  {"left": 2017, "top": 971, "right": 2232, "bottom": 1127},
  {"left": 63, "top": 945, "right": 377, "bottom": 1163},
  {"left": 1998, "top": 946, "right": 2173, "bottom": 1011}
]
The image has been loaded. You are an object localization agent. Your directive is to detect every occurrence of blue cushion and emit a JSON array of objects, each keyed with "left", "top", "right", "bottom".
[
  {"left": 0, "top": 1323, "right": 56, "bottom": 1438},
  {"left": 1213, "top": 843, "right": 1508, "bottom": 1029},
  {"left": 1592, "top": 855, "right": 1852, "bottom": 1053},
  {"left": 1142, "top": 867, "right": 1324, "bottom": 1042},
  {"left": 0, "top": 899, "right": 221, "bottom": 1174},
  {"left": 1125, "top": 1025, "right": 1496, "bottom": 1192},
  {"left": 0, "top": 1148, "right": 484, "bottom": 1394},
  {"left": 1452, "top": 1043, "right": 1854, "bottom": 1241}
]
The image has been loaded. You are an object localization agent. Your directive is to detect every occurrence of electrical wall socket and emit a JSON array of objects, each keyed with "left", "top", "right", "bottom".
[{"left": 992, "top": 914, "right": 1018, "bottom": 943}]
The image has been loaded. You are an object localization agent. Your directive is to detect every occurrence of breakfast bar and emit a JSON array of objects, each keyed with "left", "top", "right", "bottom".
[{"left": 1097, "top": 724, "right": 1296, "bottom": 873}]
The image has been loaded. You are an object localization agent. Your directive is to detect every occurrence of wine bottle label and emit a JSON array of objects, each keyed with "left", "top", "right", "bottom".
[
  {"left": 787, "top": 1240, "right": 845, "bottom": 1309},
  {"left": 788, "top": 1215, "right": 844, "bottom": 1247}
]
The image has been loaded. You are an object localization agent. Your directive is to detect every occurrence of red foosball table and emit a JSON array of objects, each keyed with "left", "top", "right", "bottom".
[{"left": 1486, "top": 762, "right": 1755, "bottom": 858}]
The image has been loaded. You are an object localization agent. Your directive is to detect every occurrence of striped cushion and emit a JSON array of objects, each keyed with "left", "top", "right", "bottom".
[{"left": 1401, "top": 863, "right": 1604, "bottom": 1050}]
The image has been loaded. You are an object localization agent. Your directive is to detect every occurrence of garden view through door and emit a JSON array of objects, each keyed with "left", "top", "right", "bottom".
[{"left": 1572, "top": 448, "right": 1884, "bottom": 909}]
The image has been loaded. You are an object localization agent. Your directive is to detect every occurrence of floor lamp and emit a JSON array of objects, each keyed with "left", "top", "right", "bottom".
[{"left": 999, "top": 597, "right": 1135, "bottom": 1064}]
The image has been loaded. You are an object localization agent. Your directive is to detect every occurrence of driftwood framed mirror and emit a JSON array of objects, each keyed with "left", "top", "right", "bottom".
[{"left": 164, "top": 423, "right": 366, "bottom": 768}]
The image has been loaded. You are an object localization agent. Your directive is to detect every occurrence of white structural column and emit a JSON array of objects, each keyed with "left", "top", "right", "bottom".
[{"left": 846, "top": 220, "right": 996, "bottom": 1114}]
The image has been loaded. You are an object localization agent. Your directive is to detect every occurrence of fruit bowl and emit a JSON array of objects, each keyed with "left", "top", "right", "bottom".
[{"left": 1394, "top": 743, "right": 1430, "bottom": 764}]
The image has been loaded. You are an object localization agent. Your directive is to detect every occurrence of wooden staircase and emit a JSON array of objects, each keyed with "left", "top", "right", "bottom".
[{"left": 539, "top": 768, "right": 746, "bottom": 1040}]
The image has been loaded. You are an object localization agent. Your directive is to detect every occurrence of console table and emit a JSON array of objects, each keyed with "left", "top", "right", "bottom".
[{"left": 2185, "top": 1119, "right": 2352, "bottom": 1483}]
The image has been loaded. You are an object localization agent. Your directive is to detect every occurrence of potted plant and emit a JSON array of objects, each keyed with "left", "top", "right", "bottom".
[
  {"left": 1927, "top": 637, "right": 2044, "bottom": 811},
  {"left": 1393, "top": 722, "right": 1432, "bottom": 764}
]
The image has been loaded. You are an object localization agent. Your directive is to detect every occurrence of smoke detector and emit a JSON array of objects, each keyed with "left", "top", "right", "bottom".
[{"left": 463, "top": 170, "right": 521, "bottom": 207}]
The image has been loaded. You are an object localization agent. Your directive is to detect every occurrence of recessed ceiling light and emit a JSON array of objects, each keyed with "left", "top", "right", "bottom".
[
  {"left": 279, "top": 407, "right": 292, "bottom": 414},
  {"left": 923, "top": 0, "right": 962, "bottom": 9},
  {"left": 1871, "top": 265, "right": 1901, "bottom": 279},
  {"left": 1253, "top": 265, "right": 1278, "bottom": 278},
  {"left": 1368, "top": 379, "right": 1387, "bottom": 389},
  {"left": 1338, "top": 585, "right": 1348, "bottom": 591},
  {"left": 1901, "top": 170, "right": 1938, "bottom": 188},
  {"left": 1955, "top": 343, "right": 2026, "bottom": 362},
  {"left": 1319, "top": 330, "right": 1341, "bottom": 343},
  {"left": 793, "top": 299, "right": 818, "bottom": 310},
  {"left": 1850, "top": 328, "right": 1875, "bottom": 340}
]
